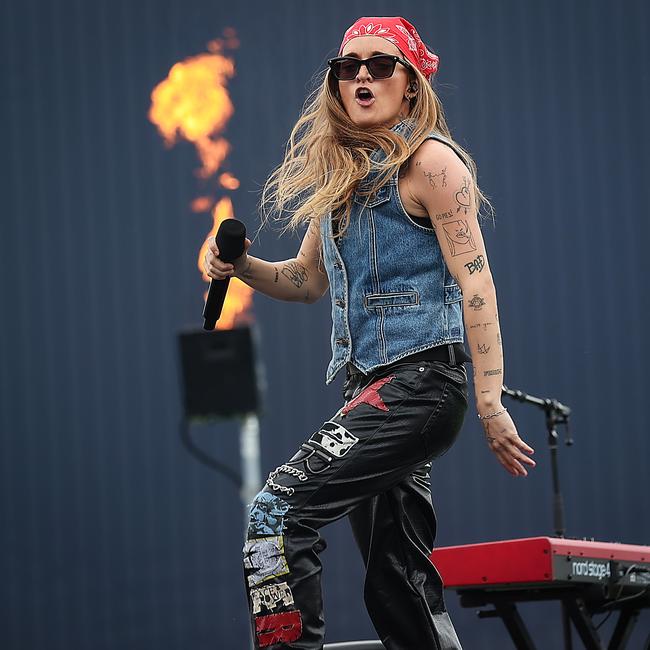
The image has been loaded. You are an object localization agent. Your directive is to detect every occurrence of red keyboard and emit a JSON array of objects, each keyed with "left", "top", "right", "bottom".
[
  {"left": 430, "top": 536, "right": 650, "bottom": 588},
  {"left": 429, "top": 537, "right": 650, "bottom": 649}
]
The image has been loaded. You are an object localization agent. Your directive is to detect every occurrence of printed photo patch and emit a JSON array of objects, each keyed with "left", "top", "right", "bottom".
[
  {"left": 255, "top": 610, "right": 302, "bottom": 647},
  {"left": 248, "top": 492, "right": 290, "bottom": 539},
  {"left": 250, "top": 581, "right": 295, "bottom": 615},
  {"left": 308, "top": 421, "right": 359, "bottom": 458},
  {"left": 243, "top": 536, "right": 290, "bottom": 587}
]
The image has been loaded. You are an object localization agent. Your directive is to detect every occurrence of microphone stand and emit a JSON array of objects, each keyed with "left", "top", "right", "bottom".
[{"left": 501, "top": 385, "right": 574, "bottom": 648}]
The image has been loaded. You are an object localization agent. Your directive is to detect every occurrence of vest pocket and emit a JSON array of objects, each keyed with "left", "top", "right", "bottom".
[
  {"left": 364, "top": 290, "right": 420, "bottom": 310},
  {"left": 444, "top": 283, "right": 462, "bottom": 304}
]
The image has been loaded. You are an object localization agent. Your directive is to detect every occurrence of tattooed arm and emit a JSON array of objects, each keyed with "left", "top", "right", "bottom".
[
  {"left": 205, "top": 219, "right": 329, "bottom": 304},
  {"left": 408, "top": 139, "right": 535, "bottom": 477}
]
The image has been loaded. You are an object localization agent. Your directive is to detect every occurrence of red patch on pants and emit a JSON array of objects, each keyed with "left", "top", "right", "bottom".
[
  {"left": 341, "top": 375, "right": 396, "bottom": 416},
  {"left": 255, "top": 610, "right": 302, "bottom": 647}
]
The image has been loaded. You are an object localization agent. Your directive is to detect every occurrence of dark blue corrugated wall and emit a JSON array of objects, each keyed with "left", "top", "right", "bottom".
[{"left": 2, "top": 0, "right": 648, "bottom": 647}]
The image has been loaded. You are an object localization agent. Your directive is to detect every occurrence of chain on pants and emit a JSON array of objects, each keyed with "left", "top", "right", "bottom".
[{"left": 242, "top": 359, "right": 469, "bottom": 649}]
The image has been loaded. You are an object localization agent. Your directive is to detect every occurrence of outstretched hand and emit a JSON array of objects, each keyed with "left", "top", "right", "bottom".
[{"left": 480, "top": 411, "right": 536, "bottom": 477}]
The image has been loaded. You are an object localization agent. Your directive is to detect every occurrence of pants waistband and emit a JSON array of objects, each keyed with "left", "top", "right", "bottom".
[{"left": 345, "top": 343, "right": 471, "bottom": 381}]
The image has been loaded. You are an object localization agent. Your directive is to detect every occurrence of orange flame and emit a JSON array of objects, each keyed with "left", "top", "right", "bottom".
[
  {"left": 191, "top": 196, "right": 214, "bottom": 213},
  {"left": 148, "top": 31, "right": 253, "bottom": 330},
  {"left": 219, "top": 172, "right": 240, "bottom": 190}
]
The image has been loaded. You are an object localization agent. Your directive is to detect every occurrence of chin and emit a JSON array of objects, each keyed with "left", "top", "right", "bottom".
[{"left": 349, "top": 112, "right": 386, "bottom": 129}]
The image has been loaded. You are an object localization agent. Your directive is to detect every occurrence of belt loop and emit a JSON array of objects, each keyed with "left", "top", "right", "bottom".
[{"left": 448, "top": 343, "right": 456, "bottom": 365}]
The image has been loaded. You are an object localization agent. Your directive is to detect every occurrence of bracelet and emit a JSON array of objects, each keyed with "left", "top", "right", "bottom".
[{"left": 477, "top": 407, "right": 508, "bottom": 420}]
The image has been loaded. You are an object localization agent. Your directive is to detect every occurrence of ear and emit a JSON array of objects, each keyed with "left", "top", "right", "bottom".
[{"left": 405, "top": 79, "right": 418, "bottom": 100}]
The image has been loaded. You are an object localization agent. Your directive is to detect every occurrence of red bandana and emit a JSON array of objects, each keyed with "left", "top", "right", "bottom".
[{"left": 338, "top": 16, "right": 439, "bottom": 79}]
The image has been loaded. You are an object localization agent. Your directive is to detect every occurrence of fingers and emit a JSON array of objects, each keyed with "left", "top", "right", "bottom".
[
  {"left": 203, "top": 237, "right": 235, "bottom": 280},
  {"left": 487, "top": 433, "right": 536, "bottom": 477}
]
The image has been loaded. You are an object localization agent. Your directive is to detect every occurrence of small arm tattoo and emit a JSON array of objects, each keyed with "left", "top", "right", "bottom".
[
  {"left": 468, "top": 294, "right": 486, "bottom": 311},
  {"left": 483, "top": 369, "right": 502, "bottom": 377},
  {"left": 421, "top": 166, "right": 447, "bottom": 190},
  {"left": 464, "top": 254, "right": 485, "bottom": 275},
  {"left": 241, "top": 261, "right": 254, "bottom": 279},
  {"left": 281, "top": 261, "right": 308, "bottom": 288},
  {"left": 442, "top": 220, "right": 477, "bottom": 256},
  {"left": 455, "top": 176, "right": 472, "bottom": 214},
  {"left": 469, "top": 322, "right": 494, "bottom": 330}
]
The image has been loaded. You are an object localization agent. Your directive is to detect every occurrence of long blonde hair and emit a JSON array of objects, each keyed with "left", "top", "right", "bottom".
[{"left": 259, "top": 62, "right": 493, "bottom": 239}]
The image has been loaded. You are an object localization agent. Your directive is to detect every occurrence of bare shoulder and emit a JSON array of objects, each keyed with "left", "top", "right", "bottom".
[
  {"left": 401, "top": 138, "right": 470, "bottom": 216},
  {"left": 408, "top": 138, "right": 475, "bottom": 216},
  {"left": 410, "top": 139, "right": 468, "bottom": 188}
]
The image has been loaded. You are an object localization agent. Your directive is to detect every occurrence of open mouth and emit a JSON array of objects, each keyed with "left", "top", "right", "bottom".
[{"left": 355, "top": 87, "right": 375, "bottom": 106}]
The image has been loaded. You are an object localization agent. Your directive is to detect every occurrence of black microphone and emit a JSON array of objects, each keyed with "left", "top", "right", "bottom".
[{"left": 202, "top": 219, "right": 246, "bottom": 331}]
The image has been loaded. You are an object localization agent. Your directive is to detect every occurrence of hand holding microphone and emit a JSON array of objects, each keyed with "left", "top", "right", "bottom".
[{"left": 202, "top": 219, "right": 252, "bottom": 330}]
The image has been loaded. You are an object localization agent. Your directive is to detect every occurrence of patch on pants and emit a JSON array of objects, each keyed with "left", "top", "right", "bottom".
[
  {"left": 308, "top": 420, "right": 359, "bottom": 457},
  {"left": 243, "top": 536, "right": 289, "bottom": 587},
  {"left": 255, "top": 610, "right": 302, "bottom": 647},
  {"left": 250, "top": 581, "right": 294, "bottom": 615},
  {"left": 340, "top": 374, "right": 395, "bottom": 416},
  {"left": 247, "top": 493, "right": 290, "bottom": 539}
]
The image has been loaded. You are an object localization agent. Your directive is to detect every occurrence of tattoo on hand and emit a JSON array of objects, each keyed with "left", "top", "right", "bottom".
[
  {"left": 442, "top": 220, "right": 477, "bottom": 256},
  {"left": 483, "top": 369, "right": 502, "bottom": 376},
  {"left": 464, "top": 254, "right": 485, "bottom": 275},
  {"left": 468, "top": 294, "right": 486, "bottom": 311},
  {"left": 422, "top": 166, "right": 447, "bottom": 190},
  {"left": 455, "top": 176, "right": 472, "bottom": 214},
  {"left": 478, "top": 343, "right": 490, "bottom": 354},
  {"left": 281, "top": 261, "right": 309, "bottom": 288}
]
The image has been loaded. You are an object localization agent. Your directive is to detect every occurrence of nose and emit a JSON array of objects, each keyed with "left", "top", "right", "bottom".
[{"left": 356, "top": 63, "right": 372, "bottom": 80}]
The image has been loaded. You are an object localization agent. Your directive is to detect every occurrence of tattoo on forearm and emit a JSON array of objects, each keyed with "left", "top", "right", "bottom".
[
  {"left": 483, "top": 369, "right": 502, "bottom": 376},
  {"left": 464, "top": 254, "right": 485, "bottom": 275},
  {"left": 469, "top": 321, "right": 494, "bottom": 330},
  {"left": 442, "top": 220, "right": 477, "bottom": 256},
  {"left": 468, "top": 294, "right": 486, "bottom": 311},
  {"left": 281, "top": 261, "right": 308, "bottom": 288},
  {"left": 421, "top": 165, "right": 447, "bottom": 190},
  {"left": 478, "top": 343, "right": 490, "bottom": 354},
  {"left": 274, "top": 267, "right": 279, "bottom": 283},
  {"left": 241, "top": 261, "right": 254, "bottom": 279},
  {"left": 455, "top": 176, "right": 472, "bottom": 214}
]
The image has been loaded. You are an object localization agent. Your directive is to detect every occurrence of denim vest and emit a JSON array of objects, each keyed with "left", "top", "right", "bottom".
[{"left": 320, "top": 119, "right": 468, "bottom": 384}]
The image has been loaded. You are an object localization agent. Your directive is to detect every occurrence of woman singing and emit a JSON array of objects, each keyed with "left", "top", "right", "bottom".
[{"left": 204, "top": 15, "right": 536, "bottom": 650}]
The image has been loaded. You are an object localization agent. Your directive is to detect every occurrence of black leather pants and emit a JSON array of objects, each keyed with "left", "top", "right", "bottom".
[{"left": 243, "top": 358, "right": 469, "bottom": 649}]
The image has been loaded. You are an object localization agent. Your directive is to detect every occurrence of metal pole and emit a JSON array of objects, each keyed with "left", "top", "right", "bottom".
[
  {"left": 239, "top": 412, "right": 261, "bottom": 529},
  {"left": 240, "top": 413, "right": 261, "bottom": 650}
]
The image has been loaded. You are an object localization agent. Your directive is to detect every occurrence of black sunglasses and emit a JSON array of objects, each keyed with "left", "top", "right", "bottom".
[{"left": 327, "top": 54, "right": 411, "bottom": 81}]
